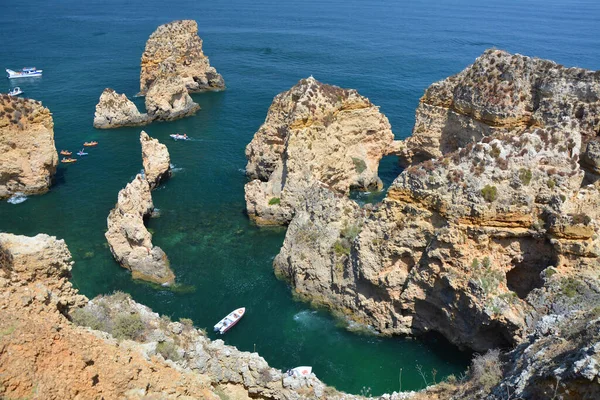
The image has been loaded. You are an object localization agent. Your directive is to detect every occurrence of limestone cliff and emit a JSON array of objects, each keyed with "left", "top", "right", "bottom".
[
  {"left": 105, "top": 174, "right": 174, "bottom": 284},
  {"left": 0, "top": 95, "right": 57, "bottom": 199},
  {"left": 144, "top": 72, "right": 200, "bottom": 121},
  {"left": 93, "top": 88, "right": 149, "bottom": 129},
  {"left": 0, "top": 233, "right": 387, "bottom": 400},
  {"left": 245, "top": 76, "right": 396, "bottom": 225},
  {"left": 140, "top": 130, "right": 171, "bottom": 189},
  {"left": 400, "top": 49, "right": 600, "bottom": 166},
  {"left": 274, "top": 51, "right": 600, "bottom": 355},
  {"left": 140, "top": 20, "right": 225, "bottom": 95}
]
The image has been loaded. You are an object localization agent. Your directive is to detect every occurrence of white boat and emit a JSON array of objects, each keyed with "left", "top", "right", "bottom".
[
  {"left": 6, "top": 67, "right": 43, "bottom": 79},
  {"left": 287, "top": 366, "right": 313, "bottom": 378},
  {"left": 169, "top": 133, "right": 189, "bottom": 141},
  {"left": 77, "top": 150, "right": 88, "bottom": 156},
  {"left": 8, "top": 87, "right": 23, "bottom": 96},
  {"left": 213, "top": 307, "right": 245, "bottom": 334}
]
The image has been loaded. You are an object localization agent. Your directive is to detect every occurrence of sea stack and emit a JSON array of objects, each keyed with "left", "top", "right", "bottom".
[
  {"left": 105, "top": 132, "right": 174, "bottom": 284},
  {"left": 0, "top": 95, "right": 57, "bottom": 199},
  {"left": 140, "top": 20, "right": 225, "bottom": 95},
  {"left": 140, "top": 130, "right": 171, "bottom": 189},
  {"left": 93, "top": 88, "right": 149, "bottom": 129},
  {"left": 244, "top": 76, "right": 396, "bottom": 225}
]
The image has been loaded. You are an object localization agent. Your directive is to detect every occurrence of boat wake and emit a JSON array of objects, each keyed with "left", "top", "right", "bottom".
[
  {"left": 293, "top": 310, "right": 320, "bottom": 325},
  {"left": 7, "top": 193, "right": 28, "bottom": 204}
]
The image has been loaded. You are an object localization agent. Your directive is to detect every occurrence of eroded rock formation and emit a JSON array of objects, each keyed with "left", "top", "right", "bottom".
[
  {"left": 141, "top": 130, "right": 171, "bottom": 189},
  {"left": 93, "top": 88, "right": 149, "bottom": 129},
  {"left": 140, "top": 20, "right": 225, "bottom": 95},
  {"left": 274, "top": 51, "right": 600, "bottom": 356},
  {"left": 144, "top": 72, "right": 200, "bottom": 121},
  {"left": 400, "top": 49, "right": 600, "bottom": 166},
  {"left": 0, "top": 233, "right": 382, "bottom": 400},
  {"left": 245, "top": 76, "right": 396, "bottom": 225},
  {"left": 0, "top": 95, "right": 57, "bottom": 199},
  {"left": 105, "top": 174, "right": 174, "bottom": 284}
]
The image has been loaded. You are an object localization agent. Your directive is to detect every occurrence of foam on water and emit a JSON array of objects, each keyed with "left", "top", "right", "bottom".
[{"left": 7, "top": 193, "right": 28, "bottom": 205}]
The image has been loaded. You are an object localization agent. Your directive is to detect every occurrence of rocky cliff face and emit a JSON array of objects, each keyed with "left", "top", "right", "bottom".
[
  {"left": 273, "top": 51, "right": 600, "bottom": 355},
  {"left": 140, "top": 20, "right": 225, "bottom": 95},
  {"left": 141, "top": 130, "right": 171, "bottom": 189},
  {"left": 144, "top": 72, "right": 201, "bottom": 121},
  {"left": 93, "top": 88, "right": 149, "bottom": 129},
  {"left": 106, "top": 132, "right": 175, "bottom": 284},
  {"left": 105, "top": 174, "right": 174, "bottom": 284},
  {"left": 0, "top": 233, "right": 393, "bottom": 400},
  {"left": 245, "top": 76, "right": 396, "bottom": 225},
  {"left": 400, "top": 49, "right": 600, "bottom": 166},
  {"left": 0, "top": 95, "right": 57, "bottom": 199}
]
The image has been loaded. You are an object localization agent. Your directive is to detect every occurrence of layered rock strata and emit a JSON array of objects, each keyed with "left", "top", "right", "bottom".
[
  {"left": 93, "top": 88, "right": 149, "bottom": 129},
  {"left": 105, "top": 132, "right": 174, "bottom": 284},
  {"left": 0, "top": 232, "right": 395, "bottom": 400},
  {"left": 273, "top": 51, "right": 600, "bottom": 354},
  {"left": 140, "top": 20, "right": 225, "bottom": 95},
  {"left": 0, "top": 95, "right": 57, "bottom": 199},
  {"left": 400, "top": 49, "right": 600, "bottom": 166},
  {"left": 140, "top": 130, "right": 171, "bottom": 189},
  {"left": 245, "top": 76, "right": 396, "bottom": 225}
]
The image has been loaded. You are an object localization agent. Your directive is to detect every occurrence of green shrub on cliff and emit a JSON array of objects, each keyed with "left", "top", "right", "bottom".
[
  {"left": 352, "top": 157, "right": 367, "bottom": 174},
  {"left": 113, "top": 313, "right": 144, "bottom": 340},
  {"left": 333, "top": 240, "right": 351, "bottom": 256},
  {"left": 518, "top": 168, "right": 532, "bottom": 185},
  {"left": 470, "top": 349, "right": 502, "bottom": 392},
  {"left": 268, "top": 197, "right": 280, "bottom": 205},
  {"left": 481, "top": 185, "right": 497, "bottom": 202},
  {"left": 156, "top": 341, "right": 181, "bottom": 361}
]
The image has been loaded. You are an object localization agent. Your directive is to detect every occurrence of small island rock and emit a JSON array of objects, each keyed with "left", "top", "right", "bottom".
[
  {"left": 93, "top": 88, "right": 149, "bottom": 129},
  {"left": 140, "top": 130, "right": 171, "bottom": 189},
  {"left": 0, "top": 95, "right": 57, "bottom": 199}
]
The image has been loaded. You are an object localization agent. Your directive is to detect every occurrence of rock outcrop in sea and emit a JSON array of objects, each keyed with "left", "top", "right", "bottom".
[
  {"left": 140, "top": 130, "right": 171, "bottom": 189},
  {"left": 245, "top": 76, "right": 396, "bottom": 225},
  {"left": 144, "top": 71, "right": 200, "bottom": 121},
  {"left": 0, "top": 95, "right": 57, "bottom": 199},
  {"left": 105, "top": 132, "right": 174, "bottom": 284},
  {"left": 139, "top": 20, "right": 225, "bottom": 95},
  {"left": 93, "top": 88, "right": 150, "bottom": 129},
  {"left": 271, "top": 50, "right": 600, "bottom": 362},
  {"left": 0, "top": 232, "right": 385, "bottom": 399}
]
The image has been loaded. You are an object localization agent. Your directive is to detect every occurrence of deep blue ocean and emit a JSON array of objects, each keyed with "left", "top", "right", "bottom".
[{"left": 1, "top": 0, "right": 599, "bottom": 395}]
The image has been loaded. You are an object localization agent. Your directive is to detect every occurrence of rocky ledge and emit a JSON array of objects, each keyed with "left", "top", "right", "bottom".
[
  {"left": 105, "top": 132, "right": 174, "bottom": 284},
  {"left": 245, "top": 76, "right": 397, "bottom": 225},
  {"left": 0, "top": 233, "right": 409, "bottom": 399},
  {"left": 0, "top": 95, "right": 57, "bottom": 199},
  {"left": 93, "top": 88, "right": 150, "bottom": 129},
  {"left": 140, "top": 20, "right": 225, "bottom": 95}
]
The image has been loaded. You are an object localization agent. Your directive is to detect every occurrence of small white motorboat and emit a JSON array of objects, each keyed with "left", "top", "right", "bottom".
[
  {"left": 214, "top": 307, "right": 245, "bottom": 334},
  {"left": 287, "top": 366, "right": 313, "bottom": 378},
  {"left": 169, "top": 133, "right": 189, "bottom": 141},
  {"left": 8, "top": 87, "right": 23, "bottom": 96},
  {"left": 77, "top": 149, "right": 88, "bottom": 156},
  {"left": 6, "top": 67, "right": 42, "bottom": 79}
]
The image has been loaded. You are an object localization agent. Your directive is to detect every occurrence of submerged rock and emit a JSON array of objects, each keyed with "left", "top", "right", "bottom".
[
  {"left": 140, "top": 131, "right": 171, "bottom": 189},
  {"left": 245, "top": 76, "right": 396, "bottom": 225},
  {"left": 0, "top": 95, "right": 57, "bottom": 199},
  {"left": 140, "top": 20, "right": 225, "bottom": 95},
  {"left": 93, "top": 88, "right": 149, "bottom": 129}
]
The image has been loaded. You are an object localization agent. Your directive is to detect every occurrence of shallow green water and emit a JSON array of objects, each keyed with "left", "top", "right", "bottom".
[{"left": 2, "top": 0, "right": 599, "bottom": 395}]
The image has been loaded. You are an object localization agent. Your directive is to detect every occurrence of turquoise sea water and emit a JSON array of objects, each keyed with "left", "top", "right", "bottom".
[{"left": 1, "top": 0, "right": 599, "bottom": 395}]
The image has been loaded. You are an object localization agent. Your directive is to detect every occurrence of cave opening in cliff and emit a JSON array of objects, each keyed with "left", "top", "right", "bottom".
[
  {"left": 349, "top": 154, "right": 403, "bottom": 205},
  {"left": 502, "top": 238, "right": 555, "bottom": 299}
]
